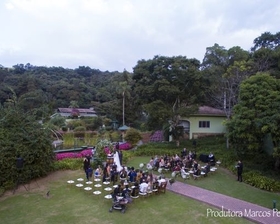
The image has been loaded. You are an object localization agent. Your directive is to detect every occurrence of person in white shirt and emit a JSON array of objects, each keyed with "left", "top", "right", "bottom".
[
  {"left": 139, "top": 180, "right": 149, "bottom": 193},
  {"left": 157, "top": 176, "right": 166, "bottom": 185}
]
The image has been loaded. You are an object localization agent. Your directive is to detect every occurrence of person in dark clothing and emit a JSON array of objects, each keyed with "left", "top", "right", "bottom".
[
  {"left": 128, "top": 167, "right": 137, "bottom": 183},
  {"left": 113, "top": 184, "right": 122, "bottom": 197},
  {"left": 236, "top": 160, "right": 243, "bottom": 182},
  {"left": 83, "top": 157, "right": 90, "bottom": 179},
  {"left": 202, "top": 162, "right": 211, "bottom": 176},
  {"left": 119, "top": 150, "right": 123, "bottom": 165},
  {"left": 192, "top": 139, "right": 197, "bottom": 148},
  {"left": 86, "top": 166, "right": 93, "bottom": 181},
  {"left": 116, "top": 142, "right": 119, "bottom": 150},
  {"left": 111, "top": 163, "right": 118, "bottom": 184},
  {"left": 103, "top": 163, "right": 110, "bottom": 182},
  {"left": 181, "top": 148, "right": 187, "bottom": 158}
]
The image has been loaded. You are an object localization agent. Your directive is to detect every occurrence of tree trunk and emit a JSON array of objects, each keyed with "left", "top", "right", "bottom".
[
  {"left": 274, "top": 157, "right": 280, "bottom": 171},
  {"left": 226, "top": 136, "right": 229, "bottom": 149}
]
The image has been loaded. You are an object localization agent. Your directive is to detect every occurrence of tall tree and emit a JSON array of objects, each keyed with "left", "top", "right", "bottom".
[
  {"left": 133, "top": 55, "right": 203, "bottom": 144},
  {"left": 251, "top": 31, "right": 280, "bottom": 51},
  {"left": 0, "top": 93, "right": 54, "bottom": 190},
  {"left": 226, "top": 73, "right": 280, "bottom": 169},
  {"left": 202, "top": 45, "right": 251, "bottom": 148},
  {"left": 251, "top": 31, "right": 280, "bottom": 75}
]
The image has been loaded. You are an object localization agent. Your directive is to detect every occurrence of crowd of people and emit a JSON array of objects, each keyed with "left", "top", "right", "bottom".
[
  {"left": 147, "top": 149, "right": 214, "bottom": 177},
  {"left": 100, "top": 165, "right": 168, "bottom": 208},
  {"left": 83, "top": 147, "right": 217, "bottom": 184}
]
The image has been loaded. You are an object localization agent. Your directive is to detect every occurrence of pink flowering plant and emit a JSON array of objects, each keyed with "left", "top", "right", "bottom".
[
  {"left": 55, "top": 142, "right": 132, "bottom": 161},
  {"left": 119, "top": 142, "right": 132, "bottom": 150},
  {"left": 56, "top": 149, "right": 92, "bottom": 161}
]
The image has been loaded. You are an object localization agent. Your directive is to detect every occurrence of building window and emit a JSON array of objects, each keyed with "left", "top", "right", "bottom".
[{"left": 199, "top": 121, "right": 210, "bottom": 128}]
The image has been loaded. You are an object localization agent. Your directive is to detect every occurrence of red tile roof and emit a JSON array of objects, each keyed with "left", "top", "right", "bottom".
[{"left": 197, "top": 106, "right": 225, "bottom": 116}]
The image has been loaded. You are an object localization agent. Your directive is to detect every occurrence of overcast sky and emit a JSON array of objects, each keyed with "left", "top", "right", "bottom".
[{"left": 0, "top": 0, "right": 279, "bottom": 72}]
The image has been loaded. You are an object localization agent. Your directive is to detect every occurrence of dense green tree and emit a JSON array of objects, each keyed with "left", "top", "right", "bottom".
[
  {"left": 0, "top": 31, "right": 279, "bottom": 139},
  {"left": 0, "top": 100, "right": 54, "bottom": 190},
  {"left": 251, "top": 32, "right": 280, "bottom": 76},
  {"left": 124, "top": 128, "right": 142, "bottom": 146},
  {"left": 133, "top": 55, "right": 203, "bottom": 143},
  {"left": 202, "top": 44, "right": 251, "bottom": 109},
  {"left": 251, "top": 31, "right": 280, "bottom": 51},
  {"left": 226, "top": 73, "right": 280, "bottom": 169},
  {"left": 202, "top": 44, "right": 252, "bottom": 148}
]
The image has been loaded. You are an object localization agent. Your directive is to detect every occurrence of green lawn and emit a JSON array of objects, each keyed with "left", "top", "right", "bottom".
[
  {"left": 0, "top": 169, "right": 253, "bottom": 224},
  {"left": 126, "top": 156, "right": 280, "bottom": 210}
]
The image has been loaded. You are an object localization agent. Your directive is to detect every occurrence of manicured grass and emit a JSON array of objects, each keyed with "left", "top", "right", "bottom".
[
  {"left": 126, "top": 156, "right": 280, "bottom": 210},
  {"left": 0, "top": 170, "right": 253, "bottom": 224}
]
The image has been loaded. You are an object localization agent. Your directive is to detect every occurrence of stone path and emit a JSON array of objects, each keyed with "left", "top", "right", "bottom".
[{"left": 166, "top": 181, "right": 280, "bottom": 224}]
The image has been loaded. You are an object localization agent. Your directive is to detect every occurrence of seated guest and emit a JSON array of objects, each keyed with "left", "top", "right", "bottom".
[
  {"left": 122, "top": 185, "right": 131, "bottom": 196},
  {"left": 194, "top": 168, "right": 201, "bottom": 176},
  {"left": 147, "top": 180, "right": 152, "bottom": 192},
  {"left": 153, "top": 156, "right": 159, "bottom": 168},
  {"left": 147, "top": 173, "right": 153, "bottom": 184},
  {"left": 94, "top": 167, "right": 101, "bottom": 177},
  {"left": 191, "top": 151, "right": 196, "bottom": 160},
  {"left": 122, "top": 185, "right": 132, "bottom": 203},
  {"left": 119, "top": 167, "right": 127, "bottom": 180},
  {"left": 128, "top": 167, "right": 137, "bottom": 183},
  {"left": 131, "top": 182, "right": 139, "bottom": 197},
  {"left": 136, "top": 170, "right": 143, "bottom": 183},
  {"left": 159, "top": 158, "right": 165, "bottom": 168},
  {"left": 152, "top": 178, "right": 159, "bottom": 191},
  {"left": 113, "top": 184, "right": 123, "bottom": 197},
  {"left": 203, "top": 162, "right": 211, "bottom": 174},
  {"left": 193, "top": 160, "right": 198, "bottom": 170},
  {"left": 172, "top": 164, "right": 181, "bottom": 172},
  {"left": 208, "top": 152, "right": 215, "bottom": 165},
  {"left": 163, "top": 160, "right": 170, "bottom": 171},
  {"left": 175, "top": 154, "right": 180, "bottom": 161},
  {"left": 149, "top": 157, "right": 154, "bottom": 167},
  {"left": 180, "top": 166, "right": 189, "bottom": 176},
  {"left": 140, "top": 172, "right": 147, "bottom": 184},
  {"left": 157, "top": 175, "right": 166, "bottom": 186},
  {"left": 139, "top": 180, "right": 149, "bottom": 193}
]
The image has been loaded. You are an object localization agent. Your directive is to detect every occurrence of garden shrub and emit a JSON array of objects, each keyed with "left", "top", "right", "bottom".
[
  {"left": 109, "top": 131, "right": 121, "bottom": 142},
  {"left": 92, "top": 157, "right": 103, "bottom": 168},
  {"left": 74, "top": 126, "right": 86, "bottom": 132},
  {"left": 125, "top": 128, "right": 142, "bottom": 146},
  {"left": 243, "top": 171, "right": 280, "bottom": 192},
  {"left": 53, "top": 158, "right": 83, "bottom": 170}
]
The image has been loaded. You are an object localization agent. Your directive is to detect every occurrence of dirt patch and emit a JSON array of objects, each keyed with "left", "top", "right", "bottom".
[{"left": 0, "top": 170, "right": 77, "bottom": 201}]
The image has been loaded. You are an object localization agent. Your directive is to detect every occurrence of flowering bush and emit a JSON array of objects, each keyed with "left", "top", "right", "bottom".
[
  {"left": 56, "top": 149, "right": 92, "bottom": 161},
  {"left": 55, "top": 142, "right": 132, "bottom": 161},
  {"left": 95, "top": 139, "right": 114, "bottom": 161},
  {"left": 119, "top": 142, "right": 132, "bottom": 150}
]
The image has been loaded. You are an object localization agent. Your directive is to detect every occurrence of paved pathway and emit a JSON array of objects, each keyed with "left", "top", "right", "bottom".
[{"left": 165, "top": 180, "right": 280, "bottom": 224}]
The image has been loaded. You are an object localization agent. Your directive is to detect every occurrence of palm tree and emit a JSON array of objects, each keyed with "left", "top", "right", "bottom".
[{"left": 116, "top": 70, "right": 132, "bottom": 126}]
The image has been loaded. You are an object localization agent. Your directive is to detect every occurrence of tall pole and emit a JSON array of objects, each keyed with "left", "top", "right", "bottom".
[
  {"left": 122, "top": 91, "right": 125, "bottom": 142},
  {"left": 122, "top": 91, "right": 125, "bottom": 126}
]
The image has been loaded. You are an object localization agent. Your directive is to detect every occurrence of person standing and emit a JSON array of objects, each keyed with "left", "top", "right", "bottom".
[
  {"left": 119, "top": 150, "right": 123, "bottom": 165},
  {"left": 236, "top": 160, "right": 243, "bottom": 182},
  {"left": 83, "top": 157, "right": 90, "bottom": 180}
]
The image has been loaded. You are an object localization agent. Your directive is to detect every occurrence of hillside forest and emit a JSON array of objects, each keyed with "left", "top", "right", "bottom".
[{"left": 0, "top": 31, "right": 280, "bottom": 165}]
